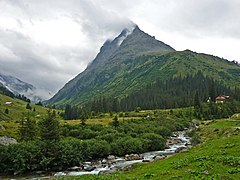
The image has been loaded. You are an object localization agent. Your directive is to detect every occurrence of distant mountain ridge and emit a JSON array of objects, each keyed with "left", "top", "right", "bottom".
[
  {"left": 0, "top": 73, "right": 35, "bottom": 94},
  {"left": 46, "top": 25, "right": 240, "bottom": 107},
  {"left": 0, "top": 73, "right": 44, "bottom": 103}
]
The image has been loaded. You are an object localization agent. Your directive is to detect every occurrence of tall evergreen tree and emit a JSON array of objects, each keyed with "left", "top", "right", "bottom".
[
  {"left": 194, "top": 91, "right": 201, "bottom": 109},
  {"left": 80, "top": 109, "right": 87, "bottom": 125},
  {"left": 209, "top": 79, "right": 216, "bottom": 102},
  {"left": 19, "top": 113, "right": 37, "bottom": 141},
  {"left": 38, "top": 109, "right": 60, "bottom": 142}
]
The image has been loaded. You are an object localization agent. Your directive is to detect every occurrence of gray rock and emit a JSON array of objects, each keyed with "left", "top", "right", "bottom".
[
  {"left": 153, "top": 155, "right": 166, "bottom": 160},
  {"left": 0, "top": 136, "right": 17, "bottom": 145},
  {"left": 175, "top": 147, "right": 185, "bottom": 153},
  {"left": 107, "top": 155, "right": 116, "bottom": 160},
  {"left": 101, "top": 159, "right": 107, "bottom": 164},
  {"left": 0, "top": 125, "right": 5, "bottom": 130},
  {"left": 84, "top": 166, "right": 96, "bottom": 171},
  {"left": 125, "top": 154, "right": 142, "bottom": 161},
  {"left": 142, "top": 159, "right": 151, "bottom": 162},
  {"left": 167, "top": 138, "right": 183, "bottom": 146},
  {"left": 68, "top": 166, "right": 82, "bottom": 171},
  {"left": 54, "top": 172, "right": 66, "bottom": 177}
]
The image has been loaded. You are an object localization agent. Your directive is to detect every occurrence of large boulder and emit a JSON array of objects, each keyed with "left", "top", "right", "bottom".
[
  {"left": 101, "top": 159, "right": 108, "bottom": 164},
  {"left": 107, "top": 155, "right": 116, "bottom": 161},
  {"left": 0, "top": 136, "right": 17, "bottom": 145},
  {"left": 125, "top": 154, "right": 142, "bottom": 161}
]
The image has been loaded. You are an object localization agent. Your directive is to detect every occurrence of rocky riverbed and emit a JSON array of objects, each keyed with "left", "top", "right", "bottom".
[{"left": 53, "top": 131, "right": 191, "bottom": 178}]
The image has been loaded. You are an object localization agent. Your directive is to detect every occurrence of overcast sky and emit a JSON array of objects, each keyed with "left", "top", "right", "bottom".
[{"left": 0, "top": 0, "right": 240, "bottom": 98}]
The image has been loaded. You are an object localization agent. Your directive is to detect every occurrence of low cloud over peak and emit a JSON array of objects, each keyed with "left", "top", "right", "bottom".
[{"left": 0, "top": 0, "right": 239, "bottom": 98}]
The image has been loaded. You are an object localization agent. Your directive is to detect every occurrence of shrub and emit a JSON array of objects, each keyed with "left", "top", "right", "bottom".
[
  {"left": 141, "top": 133, "right": 166, "bottom": 151},
  {"left": 111, "top": 137, "right": 145, "bottom": 156}
]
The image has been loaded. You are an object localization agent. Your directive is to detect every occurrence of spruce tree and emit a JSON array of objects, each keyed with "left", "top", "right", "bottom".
[
  {"left": 4, "top": 108, "right": 9, "bottom": 114},
  {"left": 194, "top": 91, "right": 201, "bottom": 119},
  {"left": 38, "top": 109, "right": 60, "bottom": 142},
  {"left": 209, "top": 79, "right": 216, "bottom": 102},
  {"left": 80, "top": 110, "right": 87, "bottom": 125},
  {"left": 26, "top": 103, "right": 32, "bottom": 110},
  {"left": 19, "top": 113, "right": 37, "bottom": 141},
  {"left": 194, "top": 91, "right": 201, "bottom": 109}
]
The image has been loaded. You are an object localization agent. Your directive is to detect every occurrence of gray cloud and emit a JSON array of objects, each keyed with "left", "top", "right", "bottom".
[{"left": 0, "top": 0, "right": 240, "bottom": 99}]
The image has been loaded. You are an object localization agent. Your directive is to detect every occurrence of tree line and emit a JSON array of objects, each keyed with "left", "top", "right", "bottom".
[
  {"left": 61, "top": 71, "right": 240, "bottom": 121},
  {"left": 83, "top": 71, "right": 240, "bottom": 113}
]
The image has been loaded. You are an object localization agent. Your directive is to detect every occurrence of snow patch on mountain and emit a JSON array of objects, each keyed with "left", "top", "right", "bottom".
[
  {"left": 0, "top": 73, "right": 50, "bottom": 103},
  {"left": 117, "top": 25, "right": 136, "bottom": 46}
]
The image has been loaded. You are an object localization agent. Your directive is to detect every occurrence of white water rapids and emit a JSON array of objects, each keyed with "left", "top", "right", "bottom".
[{"left": 60, "top": 131, "right": 191, "bottom": 177}]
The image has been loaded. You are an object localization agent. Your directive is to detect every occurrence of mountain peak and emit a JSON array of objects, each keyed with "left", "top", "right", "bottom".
[
  {"left": 115, "top": 25, "right": 175, "bottom": 57},
  {"left": 46, "top": 25, "right": 176, "bottom": 105},
  {"left": 132, "top": 25, "right": 141, "bottom": 32}
]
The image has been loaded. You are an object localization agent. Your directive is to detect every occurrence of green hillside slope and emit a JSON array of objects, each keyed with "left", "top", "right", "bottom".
[
  {"left": 0, "top": 93, "right": 54, "bottom": 139},
  {"left": 49, "top": 50, "right": 240, "bottom": 108},
  {"left": 46, "top": 26, "right": 240, "bottom": 108}
]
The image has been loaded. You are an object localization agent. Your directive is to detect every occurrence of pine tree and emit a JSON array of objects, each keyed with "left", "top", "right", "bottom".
[
  {"left": 26, "top": 103, "right": 32, "bottom": 110},
  {"left": 64, "top": 104, "right": 71, "bottom": 120},
  {"left": 4, "top": 108, "right": 9, "bottom": 114},
  {"left": 80, "top": 110, "right": 87, "bottom": 125},
  {"left": 19, "top": 113, "right": 37, "bottom": 141},
  {"left": 38, "top": 109, "right": 60, "bottom": 142},
  {"left": 209, "top": 79, "right": 216, "bottom": 102},
  {"left": 194, "top": 91, "right": 201, "bottom": 109}
]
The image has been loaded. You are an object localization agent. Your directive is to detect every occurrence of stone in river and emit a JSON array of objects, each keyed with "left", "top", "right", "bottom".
[
  {"left": 153, "top": 155, "right": 166, "bottom": 160},
  {"left": 107, "top": 155, "right": 116, "bottom": 160},
  {"left": 175, "top": 146, "right": 185, "bottom": 153},
  {"left": 84, "top": 166, "right": 96, "bottom": 171},
  {"left": 125, "top": 154, "right": 142, "bottom": 161},
  {"left": 54, "top": 172, "right": 66, "bottom": 177},
  {"left": 142, "top": 159, "right": 151, "bottom": 162},
  {"left": 68, "top": 166, "right": 82, "bottom": 171}
]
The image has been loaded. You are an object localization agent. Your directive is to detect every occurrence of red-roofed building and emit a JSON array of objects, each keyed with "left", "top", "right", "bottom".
[{"left": 215, "top": 95, "right": 229, "bottom": 103}]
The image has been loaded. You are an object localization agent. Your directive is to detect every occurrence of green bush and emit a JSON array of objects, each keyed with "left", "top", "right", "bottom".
[
  {"left": 111, "top": 137, "right": 145, "bottom": 156},
  {"left": 85, "top": 139, "right": 111, "bottom": 159},
  {"left": 0, "top": 141, "right": 42, "bottom": 174},
  {"left": 141, "top": 133, "right": 166, "bottom": 151}
]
